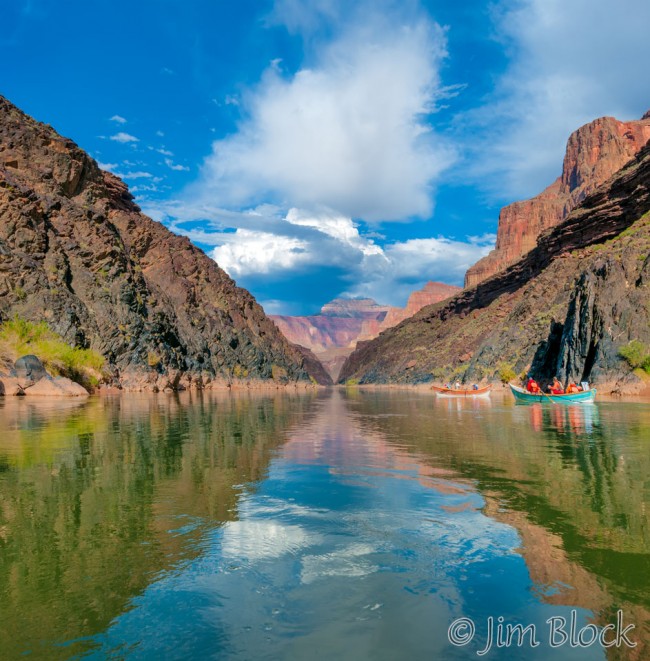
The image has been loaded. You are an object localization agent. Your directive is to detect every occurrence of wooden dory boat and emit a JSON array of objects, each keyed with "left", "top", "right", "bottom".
[
  {"left": 431, "top": 384, "right": 492, "bottom": 397},
  {"left": 509, "top": 383, "right": 597, "bottom": 404}
]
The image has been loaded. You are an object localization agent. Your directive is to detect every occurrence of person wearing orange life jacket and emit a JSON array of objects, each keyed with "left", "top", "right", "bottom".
[
  {"left": 565, "top": 381, "right": 580, "bottom": 394},
  {"left": 548, "top": 377, "right": 564, "bottom": 395}
]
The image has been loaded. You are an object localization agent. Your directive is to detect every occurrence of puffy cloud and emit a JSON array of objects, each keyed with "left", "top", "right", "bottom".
[
  {"left": 213, "top": 229, "right": 309, "bottom": 275},
  {"left": 466, "top": 0, "right": 650, "bottom": 199},
  {"left": 190, "top": 10, "right": 455, "bottom": 222},
  {"left": 285, "top": 207, "right": 383, "bottom": 257},
  {"left": 109, "top": 131, "right": 139, "bottom": 143},
  {"left": 151, "top": 201, "right": 492, "bottom": 309},
  {"left": 164, "top": 158, "right": 190, "bottom": 172},
  {"left": 96, "top": 161, "right": 118, "bottom": 173},
  {"left": 345, "top": 235, "right": 493, "bottom": 304},
  {"left": 109, "top": 114, "right": 127, "bottom": 124}
]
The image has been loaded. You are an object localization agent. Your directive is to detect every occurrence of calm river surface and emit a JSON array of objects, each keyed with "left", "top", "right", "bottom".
[{"left": 1, "top": 388, "right": 649, "bottom": 660}]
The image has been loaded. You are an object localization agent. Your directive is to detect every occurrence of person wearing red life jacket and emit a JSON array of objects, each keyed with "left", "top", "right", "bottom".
[{"left": 526, "top": 377, "right": 540, "bottom": 393}]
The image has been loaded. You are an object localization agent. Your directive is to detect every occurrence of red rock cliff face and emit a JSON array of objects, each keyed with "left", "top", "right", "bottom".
[
  {"left": 465, "top": 113, "right": 650, "bottom": 288},
  {"left": 358, "top": 282, "right": 461, "bottom": 339},
  {"left": 271, "top": 299, "right": 392, "bottom": 353}
]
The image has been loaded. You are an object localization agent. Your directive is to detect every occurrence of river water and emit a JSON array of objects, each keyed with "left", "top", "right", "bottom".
[{"left": 0, "top": 389, "right": 649, "bottom": 660}]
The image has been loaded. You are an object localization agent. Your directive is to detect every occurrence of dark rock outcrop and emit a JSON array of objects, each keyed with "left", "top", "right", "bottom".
[
  {"left": 14, "top": 354, "right": 47, "bottom": 383},
  {"left": 0, "top": 96, "right": 319, "bottom": 389},
  {"left": 339, "top": 141, "right": 650, "bottom": 393},
  {"left": 293, "top": 345, "right": 334, "bottom": 385}
]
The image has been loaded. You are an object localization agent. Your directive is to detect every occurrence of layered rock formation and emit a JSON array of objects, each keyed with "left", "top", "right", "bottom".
[
  {"left": 465, "top": 112, "right": 650, "bottom": 288},
  {"left": 272, "top": 298, "right": 392, "bottom": 355},
  {"left": 271, "top": 282, "right": 460, "bottom": 380},
  {"left": 340, "top": 140, "right": 650, "bottom": 393},
  {"left": 0, "top": 96, "right": 318, "bottom": 390},
  {"left": 371, "top": 281, "right": 461, "bottom": 333}
]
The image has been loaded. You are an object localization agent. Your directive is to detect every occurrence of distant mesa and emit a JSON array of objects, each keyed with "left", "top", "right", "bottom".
[
  {"left": 270, "top": 281, "right": 460, "bottom": 381},
  {"left": 465, "top": 111, "right": 650, "bottom": 288}
]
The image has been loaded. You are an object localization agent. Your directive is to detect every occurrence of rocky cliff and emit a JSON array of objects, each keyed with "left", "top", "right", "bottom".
[
  {"left": 373, "top": 281, "right": 461, "bottom": 333},
  {"left": 465, "top": 112, "right": 650, "bottom": 288},
  {"left": 340, "top": 141, "right": 650, "bottom": 393},
  {"left": 271, "top": 282, "right": 460, "bottom": 380},
  {"left": 0, "top": 96, "right": 318, "bottom": 390}
]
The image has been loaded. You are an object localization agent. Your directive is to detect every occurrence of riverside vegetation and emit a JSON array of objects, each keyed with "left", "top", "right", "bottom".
[{"left": 0, "top": 317, "right": 105, "bottom": 389}]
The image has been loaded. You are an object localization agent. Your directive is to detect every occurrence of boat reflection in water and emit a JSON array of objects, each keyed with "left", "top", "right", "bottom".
[{"left": 525, "top": 401, "right": 600, "bottom": 435}]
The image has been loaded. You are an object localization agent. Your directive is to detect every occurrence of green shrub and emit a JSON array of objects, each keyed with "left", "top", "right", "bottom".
[
  {"left": 147, "top": 351, "right": 161, "bottom": 368},
  {"left": 497, "top": 362, "right": 517, "bottom": 384},
  {"left": 618, "top": 340, "right": 650, "bottom": 374},
  {"left": 271, "top": 364, "right": 288, "bottom": 381},
  {"left": 431, "top": 366, "right": 449, "bottom": 380},
  {"left": 0, "top": 316, "right": 105, "bottom": 389}
]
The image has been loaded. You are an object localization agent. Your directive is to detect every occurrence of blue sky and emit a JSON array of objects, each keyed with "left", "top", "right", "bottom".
[{"left": 4, "top": 0, "right": 650, "bottom": 314}]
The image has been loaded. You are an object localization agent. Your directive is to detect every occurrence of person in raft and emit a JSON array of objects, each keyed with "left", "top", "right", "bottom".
[
  {"left": 526, "top": 376, "right": 540, "bottom": 393},
  {"left": 565, "top": 381, "right": 581, "bottom": 393},
  {"left": 548, "top": 377, "right": 564, "bottom": 394}
]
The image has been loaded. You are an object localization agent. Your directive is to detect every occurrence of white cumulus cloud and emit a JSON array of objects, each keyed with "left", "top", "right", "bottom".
[
  {"left": 190, "top": 11, "right": 455, "bottom": 222},
  {"left": 110, "top": 132, "right": 139, "bottom": 144},
  {"left": 164, "top": 158, "right": 190, "bottom": 172},
  {"left": 121, "top": 171, "right": 153, "bottom": 180},
  {"left": 149, "top": 200, "right": 492, "bottom": 307},
  {"left": 213, "top": 229, "right": 310, "bottom": 275},
  {"left": 97, "top": 161, "right": 118, "bottom": 173},
  {"left": 109, "top": 114, "right": 127, "bottom": 124}
]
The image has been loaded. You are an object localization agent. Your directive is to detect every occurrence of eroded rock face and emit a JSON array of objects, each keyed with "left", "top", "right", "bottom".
[
  {"left": 368, "top": 282, "right": 461, "bottom": 334},
  {"left": 0, "top": 96, "right": 316, "bottom": 389},
  {"left": 340, "top": 142, "right": 650, "bottom": 393},
  {"left": 465, "top": 113, "right": 650, "bottom": 288},
  {"left": 270, "top": 282, "right": 460, "bottom": 380}
]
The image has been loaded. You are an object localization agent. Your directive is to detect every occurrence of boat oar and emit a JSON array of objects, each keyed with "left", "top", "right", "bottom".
[{"left": 540, "top": 388, "right": 559, "bottom": 405}]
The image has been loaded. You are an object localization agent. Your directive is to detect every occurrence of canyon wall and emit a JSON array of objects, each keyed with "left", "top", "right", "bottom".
[
  {"left": 340, "top": 141, "right": 650, "bottom": 393},
  {"left": 0, "top": 96, "right": 318, "bottom": 390},
  {"left": 465, "top": 112, "right": 650, "bottom": 288}
]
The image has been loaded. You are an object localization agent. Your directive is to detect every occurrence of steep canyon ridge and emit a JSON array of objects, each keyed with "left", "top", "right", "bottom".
[
  {"left": 340, "top": 110, "right": 650, "bottom": 393},
  {"left": 0, "top": 96, "right": 319, "bottom": 390}
]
